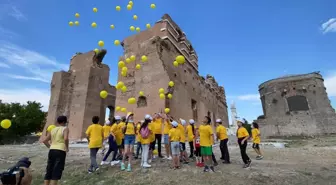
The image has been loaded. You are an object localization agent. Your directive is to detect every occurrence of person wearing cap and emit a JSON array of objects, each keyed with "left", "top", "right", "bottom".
[
  {"left": 251, "top": 122, "right": 263, "bottom": 160},
  {"left": 134, "top": 121, "right": 143, "bottom": 159},
  {"left": 187, "top": 119, "right": 196, "bottom": 158},
  {"left": 168, "top": 121, "right": 182, "bottom": 169},
  {"left": 152, "top": 113, "right": 164, "bottom": 158},
  {"left": 199, "top": 116, "right": 215, "bottom": 172},
  {"left": 120, "top": 113, "right": 136, "bottom": 171},
  {"left": 237, "top": 120, "right": 251, "bottom": 168},
  {"left": 140, "top": 114, "right": 153, "bottom": 168},
  {"left": 101, "top": 118, "right": 118, "bottom": 166},
  {"left": 109, "top": 116, "right": 122, "bottom": 166},
  {"left": 43, "top": 116, "right": 69, "bottom": 185},
  {"left": 162, "top": 114, "right": 172, "bottom": 160},
  {"left": 85, "top": 116, "right": 104, "bottom": 173},
  {"left": 177, "top": 119, "right": 189, "bottom": 164},
  {"left": 216, "top": 119, "right": 230, "bottom": 164}
]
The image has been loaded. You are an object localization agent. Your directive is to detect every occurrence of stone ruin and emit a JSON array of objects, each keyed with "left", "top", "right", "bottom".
[
  {"left": 40, "top": 50, "right": 116, "bottom": 141},
  {"left": 255, "top": 72, "right": 336, "bottom": 138},
  {"left": 115, "top": 14, "right": 229, "bottom": 127}
]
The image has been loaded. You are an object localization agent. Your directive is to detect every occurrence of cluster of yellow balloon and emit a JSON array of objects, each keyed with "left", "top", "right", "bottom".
[
  {"left": 116, "top": 81, "right": 128, "bottom": 93},
  {"left": 173, "top": 55, "right": 186, "bottom": 67},
  {"left": 69, "top": 13, "right": 80, "bottom": 26},
  {"left": 1, "top": 119, "right": 11, "bottom": 129},
  {"left": 159, "top": 88, "right": 165, "bottom": 99},
  {"left": 116, "top": 106, "right": 127, "bottom": 113}
]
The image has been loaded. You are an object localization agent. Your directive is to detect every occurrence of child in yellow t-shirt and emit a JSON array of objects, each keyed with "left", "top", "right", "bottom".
[
  {"left": 237, "top": 120, "right": 251, "bottom": 168},
  {"left": 252, "top": 122, "right": 263, "bottom": 160},
  {"left": 169, "top": 121, "right": 181, "bottom": 169},
  {"left": 139, "top": 115, "right": 153, "bottom": 168},
  {"left": 215, "top": 119, "right": 230, "bottom": 164},
  {"left": 135, "top": 121, "right": 142, "bottom": 159}
]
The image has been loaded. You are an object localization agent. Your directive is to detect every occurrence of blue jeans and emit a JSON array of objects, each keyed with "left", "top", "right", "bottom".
[
  {"left": 124, "top": 135, "right": 136, "bottom": 145},
  {"left": 102, "top": 135, "right": 118, "bottom": 161}
]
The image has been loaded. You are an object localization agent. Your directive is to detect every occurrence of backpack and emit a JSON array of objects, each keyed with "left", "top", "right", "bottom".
[{"left": 140, "top": 126, "right": 150, "bottom": 139}]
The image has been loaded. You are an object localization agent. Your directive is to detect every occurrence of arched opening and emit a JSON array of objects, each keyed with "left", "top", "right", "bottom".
[
  {"left": 137, "top": 96, "right": 147, "bottom": 108},
  {"left": 105, "top": 106, "right": 114, "bottom": 122},
  {"left": 287, "top": 95, "right": 309, "bottom": 112}
]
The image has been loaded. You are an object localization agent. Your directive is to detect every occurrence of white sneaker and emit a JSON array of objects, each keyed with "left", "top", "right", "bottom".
[
  {"left": 110, "top": 160, "right": 120, "bottom": 166},
  {"left": 143, "top": 163, "right": 151, "bottom": 168},
  {"left": 167, "top": 156, "right": 172, "bottom": 160},
  {"left": 148, "top": 159, "right": 152, "bottom": 163},
  {"left": 100, "top": 161, "right": 109, "bottom": 165}
]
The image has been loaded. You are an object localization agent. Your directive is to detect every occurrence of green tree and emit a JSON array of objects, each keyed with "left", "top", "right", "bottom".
[
  {"left": 0, "top": 101, "right": 46, "bottom": 144},
  {"left": 242, "top": 118, "right": 252, "bottom": 136}
]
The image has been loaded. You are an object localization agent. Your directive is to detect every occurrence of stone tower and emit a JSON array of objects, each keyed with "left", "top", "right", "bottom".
[
  {"left": 256, "top": 72, "right": 336, "bottom": 138},
  {"left": 230, "top": 102, "right": 238, "bottom": 126},
  {"left": 115, "top": 14, "right": 229, "bottom": 126},
  {"left": 40, "top": 50, "right": 116, "bottom": 141}
]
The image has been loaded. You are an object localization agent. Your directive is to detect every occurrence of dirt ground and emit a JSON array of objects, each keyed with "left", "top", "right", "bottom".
[{"left": 1, "top": 136, "right": 336, "bottom": 185}]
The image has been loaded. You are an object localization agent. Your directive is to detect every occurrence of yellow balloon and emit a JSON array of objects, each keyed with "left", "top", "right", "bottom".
[
  {"left": 125, "top": 58, "right": 131, "bottom": 63},
  {"left": 168, "top": 81, "right": 175, "bottom": 87},
  {"left": 127, "top": 4, "right": 132, "bottom": 10},
  {"left": 167, "top": 93, "right": 173, "bottom": 99},
  {"left": 47, "top": 125, "right": 56, "bottom": 132},
  {"left": 122, "top": 67, "right": 128, "bottom": 72},
  {"left": 117, "top": 81, "right": 124, "bottom": 87},
  {"left": 69, "top": 21, "right": 74, "bottom": 26},
  {"left": 116, "top": 83, "right": 122, "bottom": 89},
  {"left": 176, "top": 55, "right": 185, "bottom": 64},
  {"left": 1, "top": 119, "right": 11, "bottom": 129},
  {"left": 129, "top": 1, "right": 133, "bottom": 6},
  {"left": 75, "top": 21, "right": 79, "bottom": 26},
  {"left": 164, "top": 108, "right": 170, "bottom": 113},
  {"left": 130, "top": 26, "right": 135, "bottom": 31},
  {"left": 150, "top": 4, "right": 156, "bottom": 9},
  {"left": 121, "top": 108, "right": 127, "bottom": 112},
  {"left": 110, "top": 24, "right": 115, "bottom": 29},
  {"left": 136, "top": 27, "right": 140, "bottom": 32},
  {"left": 133, "top": 15, "right": 138, "bottom": 20},
  {"left": 94, "top": 48, "right": 99, "bottom": 54},
  {"left": 139, "top": 91, "right": 144, "bottom": 96},
  {"left": 121, "top": 86, "right": 127, "bottom": 92},
  {"left": 91, "top": 22, "right": 97, "bottom": 28},
  {"left": 114, "top": 40, "right": 120, "bottom": 46},
  {"left": 93, "top": 7, "right": 98, "bottom": 12},
  {"left": 75, "top": 13, "right": 80, "bottom": 18},
  {"left": 116, "top": 106, "right": 121, "bottom": 111},
  {"left": 118, "top": 61, "right": 125, "bottom": 68},
  {"left": 121, "top": 71, "right": 127, "bottom": 77},
  {"left": 116, "top": 6, "right": 121, "bottom": 11},
  {"left": 141, "top": 55, "right": 148, "bottom": 62},
  {"left": 100, "top": 90, "right": 108, "bottom": 99},
  {"left": 130, "top": 55, "right": 136, "bottom": 61},
  {"left": 135, "top": 64, "right": 141, "bottom": 69},
  {"left": 153, "top": 149, "right": 158, "bottom": 155},
  {"left": 146, "top": 23, "right": 151, "bottom": 29},
  {"left": 159, "top": 93, "right": 165, "bottom": 99},
  {"left": 128, "top": 97, "right": 136, "bottom": 104},
  {"left": 159, "top": 88, "right": 165, "bottom": 94},
  {"left": 173, "top": 61, "right": 179, "bottom": 67},
  {"left": 98, "top": 40, "right": 104, "bottom": 47}
]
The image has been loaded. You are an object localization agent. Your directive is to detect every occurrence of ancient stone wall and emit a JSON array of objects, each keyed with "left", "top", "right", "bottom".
[
  {"left": 40, "top": 50, "right": 116, "bottom": 141},
  {"left": 115, "top": 14, "right": 229, "bottom": 127},
  {"left": 256, "top": 72, "right": 336, "bottom": 138}
]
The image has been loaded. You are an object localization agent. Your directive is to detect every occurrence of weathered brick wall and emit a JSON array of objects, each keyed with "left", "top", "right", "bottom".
[{"left": 256, "top": 72, "right": 336, "bottom": 138}]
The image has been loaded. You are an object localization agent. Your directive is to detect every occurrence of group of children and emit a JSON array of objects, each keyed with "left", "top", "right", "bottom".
[{"left": 85, "top": 112, "right": 264, "bottom": 173}]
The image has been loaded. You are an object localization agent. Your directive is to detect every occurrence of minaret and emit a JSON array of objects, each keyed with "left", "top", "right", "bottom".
[{"left": 229, "top": 101, "right": 238, "bottom": 135}]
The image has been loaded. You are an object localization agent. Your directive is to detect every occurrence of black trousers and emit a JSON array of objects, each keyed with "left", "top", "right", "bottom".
[
  {"left": 154, "top": 134, "right": 162, "bottom": 156},
  {"left": 189, "top": 141, "right": 194, "bottom": 157},
  {"left": 44, "top": 149, "right": 66, "bottom": 180},
  {"left": 238, "top": 138, "right": 250, "bottom": 164},
  {"left": 220, "top": 139, "right": 230, "bottom": 162}
]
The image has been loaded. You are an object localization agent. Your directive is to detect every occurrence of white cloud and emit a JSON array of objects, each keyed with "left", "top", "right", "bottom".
[
  {"left": 321, "top": 18, "right": 336, "bottom": 34},
  {"left": 0, "top": 26, "right": 18, "bottom": 39},
  {"left": 0, "top": 41, "right": 68, "bottom": 83},
  {"left": 325, "top": 73, "right": 336, "bottom": 97},
  {"left": 237, "top": 94, "right": 260, "bottom": 101},
  {"left": 0, "top": 88, "right": 50, "bottom": 111},
  {"left": 0, "top": 1, "right": 27, "bottom": 21},
  {"left": 0, "top": 62, "right": 10, "bottom": 68}
]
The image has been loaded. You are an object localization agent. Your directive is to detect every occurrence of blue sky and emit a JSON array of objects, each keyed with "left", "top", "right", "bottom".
[{"left": 0, "top": 0, "right": 335, "bottom": 123}]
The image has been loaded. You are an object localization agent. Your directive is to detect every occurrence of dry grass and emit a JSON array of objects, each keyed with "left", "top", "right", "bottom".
[{"left": 1, "top": 136, "right": 336, "bottom": 185}]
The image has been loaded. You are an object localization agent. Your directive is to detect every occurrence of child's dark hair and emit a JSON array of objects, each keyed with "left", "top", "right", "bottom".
[
  {"left": 57, "top": 116, "right": 67, "bottom": 124},
  {"left": 122, "top": 116, "right": 126, "bottom": 122},
  {"left": 140, "top": 119, "right": 151, "bottom": 130},
  {"left": 252, "top": 122, "right": 259, "bottom": 129},
  {"left": 111, "top": 117, "right": 116, "bottom": 125},
  {"left": 205, "top": 116, "right": 211, "bottom": 124},
  {"left": 92, "top": 116, "right": 100, "bottom": 124}
]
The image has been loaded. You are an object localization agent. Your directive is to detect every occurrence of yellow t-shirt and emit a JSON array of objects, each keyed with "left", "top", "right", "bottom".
[
  {"left": 177, "top": 123, "right": 186, "bottom": 142},
  {"left": 140, "top": 125, "right": 153, "bottom": 144},
  {"left": 110, "top": 124, "right": 122, "bottom": 145},
  {"left": 216, "top": 125, "right": 228, "bottom": 140},
  {"left": 252, "top": 128, "right": 261, "bottom": 144},
  {"left": 187, "top": 125, "right": 194, "bottom": 142},
  {"left": 199, "top": 124, "right": 213, "bottom": 147},
  {"left": 85, "top": 124, "right": 104, "bottom": 148},
  {"left": 169, "top": 128, "right": 181, "bottom": 142},
  {"left": 149, "top": 122, "right": 155, "bottom": 142},
  {"left": 103, "top": 125, "right": 111, "bottom": 139},
  {"left": 125, "top": 123, "right": 135, "bottom": 135},
  {"left": 163, "top": 120, "right": 172, "bottom": 135},
  {"left": 237, "top": 127, "right": 249, "bottom": 139},
  {"left": 136, "top": 123, "right": 141, "bottom": 142},
  {"left": 117, "top": 122, "right": 126, "bottom": 139},
  {"left": 153, "top": 118, "right": 163, "bottom": 134}
]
